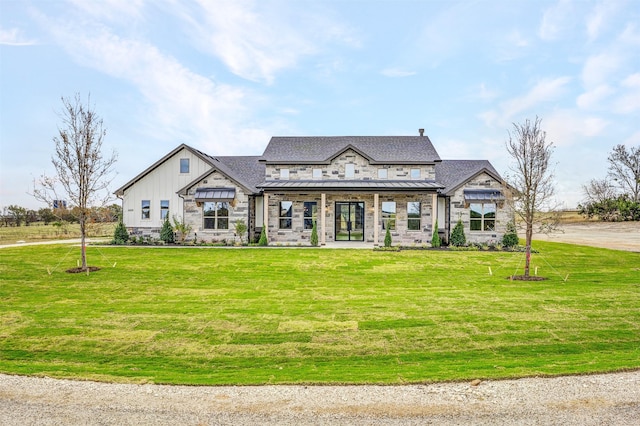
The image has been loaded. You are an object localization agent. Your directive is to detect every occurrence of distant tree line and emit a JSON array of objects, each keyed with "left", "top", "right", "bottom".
[
  {"left": 0, "top": 204, "right": 121, "bottom": 227},
  {"left": 579, "top": 144, "right": 640, "bottom": 221}
]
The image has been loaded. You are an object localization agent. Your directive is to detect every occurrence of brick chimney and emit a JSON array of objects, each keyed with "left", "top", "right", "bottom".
[{"left": 419, "top": 128, "right": 424, "bottom": 137}]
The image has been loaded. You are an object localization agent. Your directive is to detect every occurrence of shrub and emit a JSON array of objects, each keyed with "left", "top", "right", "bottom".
[
  {"left": 431, "top": 219, "right": 441, "bottom": 248},
  {"left": 172, "top": 215, "right": 192, "bottom": 243},
  {"left": 234, "top": 219, "right": 248, "bottom": 244},
  {"left": 384, "top": 226, "right": 392, "bottom": 247},
  {"left": 112, "top": 220, "right": 129, "bottom": 245},
  {"left": 450, "top": 219, "right": 466, "bottom": 247},
  {"left": 160, "top": 216, "right": 174, "bottom": 244},
  {"left": 258, "top": 227, "right": 268, "bottom": 246},
  {"left": 310, "top": 220, "right": 319, "bottom": 246},
  {"left": 502, "top": 220, "right": 519, "bottom": 248}
]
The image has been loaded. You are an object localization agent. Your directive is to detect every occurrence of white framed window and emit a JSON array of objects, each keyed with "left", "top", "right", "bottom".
[
  {"left": 378, "top": 168, "right": 388, "bottom": 179},
  {"left": 203, "top": 202, "right": 229, "bottom": 229},
  {"left": 180, "top": 158, "right": 190, "bottom": 173},
  {"left": 470, "top": 203, "right": 496, "bottom": 231},
  {"left": 160, "top": 200, "right": 169, "bottom": 220},
  {"left": 345, "top": 163, "right": 355, "bottom": 178},
  {"left": 303, "top": 201, "right": 317, "bottom": 230},
  {"left": 280, "top": 168, "right": 290, "bottom": 179},
  {"left": 381, "top": 201, "right": 396, "bottom": 230},
  {"left": 407, "top": 202, "right": 421, "bottom": 230},
  {"left": 279, "top": 201, "right": 293, "bottom": 229},
  {"left": 411, "top": 168, "right": 421, "bottom": 179},
  {"left": 141, "top": 200, "right": 150, "bottom": 220},
  {"left": 312, "top": 168, "right": 322, "bottom": 179}
]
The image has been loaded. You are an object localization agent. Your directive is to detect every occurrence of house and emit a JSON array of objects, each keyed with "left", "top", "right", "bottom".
[{"left": 115, "top": 130, "right": 511, "bottom": 245}]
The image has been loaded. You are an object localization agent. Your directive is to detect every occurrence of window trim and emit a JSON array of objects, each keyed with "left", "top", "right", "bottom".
[
  {"left": 141, "top": 200, "right": 150, "bottom": 220},
  {"left": 303, "top": 201, "right": 317, "bottom": 230},
  {"left": 160, "top": 200, "right": 169, "bottom": 220},
  {"left": 180, "top": 158, "right": 190, "bottom": 174},
  {"left": 312, "top": 168, "right": 322, "bottom": 179},
  {"left": 279, "top": 201, "right": 293, "bottom": 229},
  {"left": 469, "top": 202, "right": 496, "bottom": 232},
  {"left": 407, "top": 201, "right": 421, "bottom": 231},
  {"left": 203, "top": 201, "right": 229, "bottom": 230},
  {"left": 345, "top": 163, "right": 355, "bottom": 178},
  {"left": 381, "top": 201, "right": 396, "bottom": 230},
  {"left": 280, "top": 168, "right": 290, "bottom": 180},
  {"left": 378, "top": 168, "right": 388, "bottom": 179},
  {"left": 410, "top": 168, "right": 421, "bottom": 179}
]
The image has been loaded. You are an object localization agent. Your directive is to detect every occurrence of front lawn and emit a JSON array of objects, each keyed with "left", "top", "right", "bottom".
[{"left": 0, "top": 242, "right": 638, "bottom": 385}]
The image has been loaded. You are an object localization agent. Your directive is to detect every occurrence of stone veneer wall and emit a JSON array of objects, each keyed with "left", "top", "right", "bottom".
[
  {"left": 265, "top": 149, "right": 436, "bottom": 181},
  {"left": 182, "top": 171, "right": 250, "bottom": 243},
  {"left": 448, "top": 173, "right": 512, "bottom": 244},
  {"left": 266, "top": 192, "right": 435, "bottom": 245}
]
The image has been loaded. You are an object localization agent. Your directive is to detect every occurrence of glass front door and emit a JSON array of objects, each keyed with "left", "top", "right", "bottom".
[{"left": 335, "top": 202, "right": 364, "bottom": 241}]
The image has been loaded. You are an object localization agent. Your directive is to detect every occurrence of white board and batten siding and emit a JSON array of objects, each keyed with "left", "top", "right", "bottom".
[{"left": 120, "top": 148, "right": 212, "bottom": 229}]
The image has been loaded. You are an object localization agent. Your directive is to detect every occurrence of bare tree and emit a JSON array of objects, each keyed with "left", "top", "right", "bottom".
[
  {"left": 505, "top": 117, "right": 555, "bottom": 278},
  {"left": 582, "top": 178, "right": 618, "bottom": 204},
  {"left": 33, "top": 94, "right": 117, "bottom": 271},
  {"left": 607, "top": 144, "right": 640, "bottom": 202}
]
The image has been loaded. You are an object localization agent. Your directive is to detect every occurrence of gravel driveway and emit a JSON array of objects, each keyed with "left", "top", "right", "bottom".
[{"left": 1, "top": 371, "right": 639, "bottom": 425}]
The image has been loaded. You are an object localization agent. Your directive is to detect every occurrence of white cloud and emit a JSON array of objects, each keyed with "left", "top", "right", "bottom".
[
  {"left": 66, "top": 0, "right": 145, "bottom": 22},
  {"left": 380, "top": 68, "right": 416, "bottom": 78},
  {"left": 586, "top": 1, "right": 620, "bottom": 41},
  {"left": 613, "top": 73, "right": 640, "bottom": 114},
  {"left": 619, "top": 22, "right": 640, "bottom": 45},
  {"left": 544, "top": 109, "right": 608, "bottom": 146},
  {"left": 40, "top": 14, "right": 271, "bottom": 155},
  {"left": 469, "top": 83, "right": 499, "bottom": 102},
  {"left": 539, "top": 0, "right": 575, "bottom": 41},
  {"left": 482, "top": 77, "right": 572, "bottom": 127},
  {"left": 171, "top": 0, "right": 358, "bottom": 84},
  {"left": 576, "top": 84, "right": 614, "bottom": 110},
  {"left": 581, "top": 52, "right": 623, "bottom": 87},
  {"left": 0, "top": 27, "right": 36, "bottom": 45}
]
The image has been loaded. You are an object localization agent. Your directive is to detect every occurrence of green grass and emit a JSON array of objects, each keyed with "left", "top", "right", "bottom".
[
  {"left": 0, "top": 242, "right": 638, "bottom": 385},
  {"left": 0, "top": 222, "right": 116, "bottom": 244}
]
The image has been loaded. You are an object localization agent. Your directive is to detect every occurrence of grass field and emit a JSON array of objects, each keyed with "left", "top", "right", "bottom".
[
  {"left": 0, "top": 222, "right": 116, "bottom": 245},
  {"left": 0, "top": 242, "right": 638, "bottom": 385}
]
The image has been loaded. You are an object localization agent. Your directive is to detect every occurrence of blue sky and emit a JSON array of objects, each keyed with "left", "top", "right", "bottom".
[{"left": 1, "top": 0, "right": 639, "bottom": 210}]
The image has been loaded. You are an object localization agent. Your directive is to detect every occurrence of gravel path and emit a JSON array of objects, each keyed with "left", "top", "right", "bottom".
[{"left": 1, "top": 371, "right": 639, "bottom": 425}]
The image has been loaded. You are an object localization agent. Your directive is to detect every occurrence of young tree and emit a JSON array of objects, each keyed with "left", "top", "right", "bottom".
[
  {"left": 505, "top": 117, "right": 555, "bottom": 278},
  {"left": 33, "top": 94, "right": 117, "bottom": 271},
  {"left": 607, "top": 144, "right": 640, "bottom": 202}
]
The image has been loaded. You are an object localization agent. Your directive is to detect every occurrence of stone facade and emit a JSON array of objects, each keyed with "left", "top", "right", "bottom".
[
  {"left": 265, "top": 192, "right": 436, "bottom": 245},
  {"left": 448, "top": 172, "right": 510, "bottom": 244},
  {"left": 181, "top": 170, "right": 251, "bottom": 243},
  {"left": 265, "top": 149, "right": 436, "bottom": 182}
]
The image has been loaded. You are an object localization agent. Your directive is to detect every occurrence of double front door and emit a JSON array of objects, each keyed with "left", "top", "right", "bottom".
[{"left": 335, "top": 202, "right": 364, "bottom": 241}]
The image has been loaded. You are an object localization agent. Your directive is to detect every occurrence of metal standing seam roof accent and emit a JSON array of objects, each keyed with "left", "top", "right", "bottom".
[
  {"left": 258, "top": 180, "right": 444, "bottom": 191},
  {"left": 463, "top": 189, "right": 505, "bottom": 201},
  {"left": 194, "top": 187, "right": 236, "bottom": 201}
]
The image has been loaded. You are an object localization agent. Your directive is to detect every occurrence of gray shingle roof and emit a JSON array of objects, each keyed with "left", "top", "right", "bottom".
[
  {"left": 435, "top": 160, "right": 503, "bottom": 195},
  {"left": 215, "top": 156, "right": 265, "bottom": 193},
  {"left": 262, "top": 136, "right": 441, "bottom": 164}
]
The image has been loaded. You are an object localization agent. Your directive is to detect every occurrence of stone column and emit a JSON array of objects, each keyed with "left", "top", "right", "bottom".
[
  {"left": 374, "top": 193, "right": 379, "bottom": 246},
  {"left": 431, "top": 193, "right": 438, "bottom": 236},
  {"left": 321, "top": 193, "right": 326, "bottom": 246},
  {"left": 263, "top": 193, "right": 269, "bottom": 242}
]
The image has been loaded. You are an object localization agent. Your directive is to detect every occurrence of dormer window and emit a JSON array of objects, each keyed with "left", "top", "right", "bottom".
[
  {"left": 345, "top": 163, "right": 355, "bottom": 178},
  {"left": 312, "top": 168, "right": 322, "bottom": 179},
  {"left": 378, "top": 168, "right": 388, "bottom": 179},
  {"left": 280, "top": 168, "right": 290, "bottom": 180},
  {"left": 411, "top": 168, "right": 421, "bottom": 179}
]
